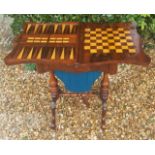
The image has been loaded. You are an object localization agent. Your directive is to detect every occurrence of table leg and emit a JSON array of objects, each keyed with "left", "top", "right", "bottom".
[
  {"left": 100, "top": 73, "right": 109, "bottom": 130},
  {"left": 49, "top": 71, "right": 59, "bottom": 129}
]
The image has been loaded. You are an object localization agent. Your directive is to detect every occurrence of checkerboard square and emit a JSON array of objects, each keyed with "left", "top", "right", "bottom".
[
  {"left": 84, "top": 46, "right": 91, "bottom": 50},
  {"left": 96, "top": 28, "right": 102, "bottom": 32},
  {"left": 107, "top": 33, "right": 114, "bottom": 37},
  {"left": 118, "top": 28, "right": 124, "bottom": 31},
  {"left": 119, "top": 33, "right": 126, "bottom": 37},
  {"left": 101, "top": 31, "right": 107, "bottom": 34},
  {"left": 113, "top": 31, "right": 119, "bottom": 34},
  {"left": 85, "top": 34, "right": 90, "bottom": 37},
  {"left": 96, "top": 40, "right": 102, "bottom": 43},
  {"left": 108, "top": 39, "right": 115, "bottom": 43},
  {"left": 127, "top": 42, "right": 134, "bottom": 46},
  {"left": 90, "top": 43, "right": 97, "bottom": 46},
  {"left": 96, "top": 33, "right": 102, "bottom": 37},
  {"left": 90, "top": 49, "right": 97, "bottom": 54},
  {"left": 120, "top": 39, "right": 127, "bottom": 43},
  {"left": 84, "top": 40, "right": 90, "bottom": 43},
  {"left": 126, "top": 36, "right": 132, "bottom": 40},
  {"left": 109, "top": 46, "right": 115, "bottom": 50},
  {"left": 85, "top": 28, "right": 91, "bottom": 32},
  {"left": 114, "top": 36, "right": 120, "bottom": 40},
  {"left": 90, "top": 31, "right": 96, "bottom": 35},
  {"left": 124, "top": 30, "right": 130, "bottom": 34},
  {"left": 103, "top": 49, "right": 110, "bottom": 53},
  {"left": 97, "top": 46, "right": 103, "bottom": 50},
  {"left": 116, "top": 49, "right": 123, "bottom": 53},
  {"left": 102, "top": 42, "right": 109, "bottom": 46},
  {"left": 90, "top": 37, "right": 97, "bottom": 40},
  {"left": 115, "top": 42, "right": 121, "bottom": 46},
  {"left": 106, "top": 28, "right": 113, "bottom": 32},
  {"left": 122, "top": 46, "right": 128, "bottom": 50}
]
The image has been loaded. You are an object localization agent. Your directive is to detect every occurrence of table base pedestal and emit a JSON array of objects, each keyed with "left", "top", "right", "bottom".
[{"left": 49, "top": 72, "right": 109, "bottom": 131}]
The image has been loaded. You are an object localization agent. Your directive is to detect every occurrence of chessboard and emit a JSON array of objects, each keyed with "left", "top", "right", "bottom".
[{"left": 83, "top": 27, "right": 136, "bottom": 54}]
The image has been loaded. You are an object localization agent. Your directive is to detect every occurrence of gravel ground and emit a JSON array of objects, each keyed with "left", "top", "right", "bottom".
[{"left": 0, "top": 15, "right": 155, "bottom": 140}]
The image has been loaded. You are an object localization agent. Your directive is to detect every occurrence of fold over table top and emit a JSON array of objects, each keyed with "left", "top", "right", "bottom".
[{"left": 5, "top": 22, "right": 151, "bottom": 73}]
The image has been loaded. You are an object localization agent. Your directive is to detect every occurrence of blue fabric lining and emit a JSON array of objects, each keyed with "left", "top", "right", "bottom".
[{"left": 55, "top": 70, "right": 102, "bottom": 93}]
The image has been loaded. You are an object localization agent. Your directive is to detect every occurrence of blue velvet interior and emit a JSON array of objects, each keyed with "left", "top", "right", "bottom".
[{"left": 55, "top": 70, "right": 102, "bottom": 93}]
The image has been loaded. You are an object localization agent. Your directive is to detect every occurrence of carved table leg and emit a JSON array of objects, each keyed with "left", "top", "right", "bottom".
[
  {"left": 49, "top": 71, "right": 59, "bottom": 129},
  {"left": 100, "top": 73, "right": 109, "bottom": 130}
]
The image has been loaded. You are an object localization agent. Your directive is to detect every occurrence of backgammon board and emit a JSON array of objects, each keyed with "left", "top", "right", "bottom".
[{"left": 4, "top": 22, "right": 151, "bottom": 130}]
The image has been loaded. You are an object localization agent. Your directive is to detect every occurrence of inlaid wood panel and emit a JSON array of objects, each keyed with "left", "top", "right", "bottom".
[{"left": 4, "top": 22, "right": 151, "bottom": 73}]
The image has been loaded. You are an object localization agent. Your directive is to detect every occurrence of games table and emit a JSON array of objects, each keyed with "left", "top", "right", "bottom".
[{"left": 5, "top": 22, "right": 151, "bottom": 130}]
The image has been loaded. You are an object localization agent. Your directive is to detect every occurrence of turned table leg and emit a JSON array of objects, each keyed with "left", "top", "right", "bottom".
[
  {"left": 100, "top": 73, "right": 109, "bottom": 130},
  {"left": 49, "top": 71, "right": 59, "bottom": 129}
]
